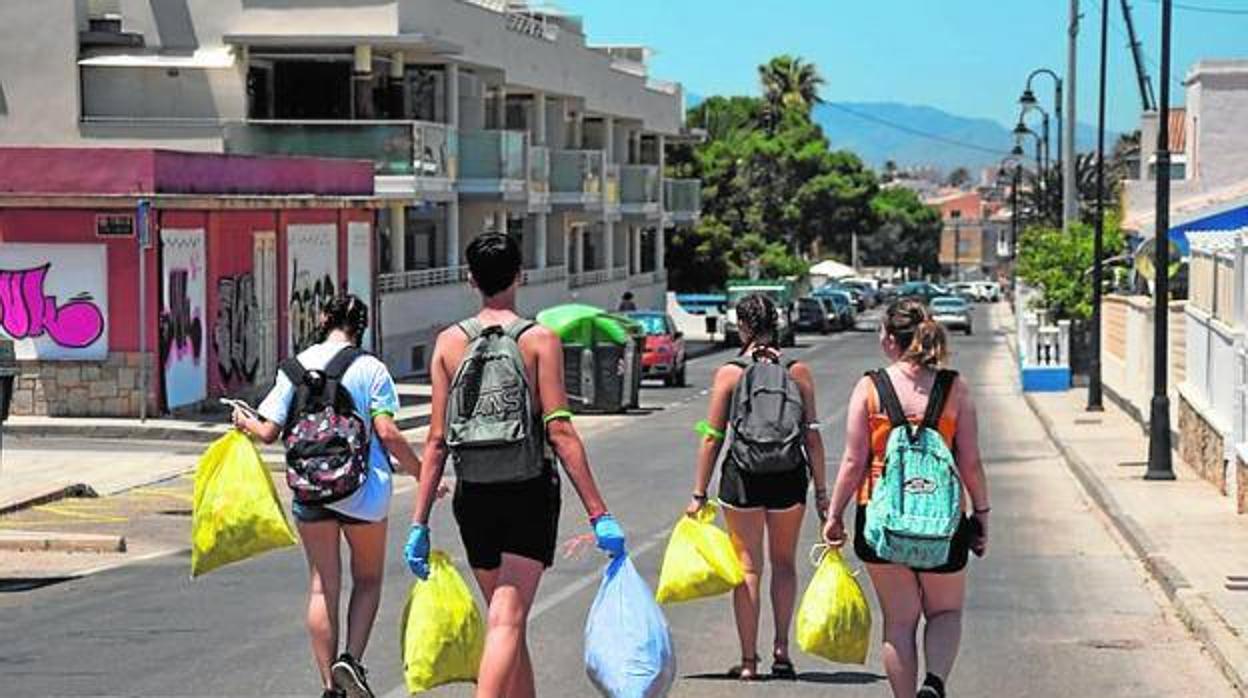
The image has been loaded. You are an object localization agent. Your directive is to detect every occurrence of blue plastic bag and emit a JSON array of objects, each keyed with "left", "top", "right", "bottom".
[{"left": 585, "top": 555, "right": 676, "bottom": 698}]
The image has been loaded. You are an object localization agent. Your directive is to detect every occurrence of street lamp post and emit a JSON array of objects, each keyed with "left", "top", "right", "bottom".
[
  {"left": 1146, "top": 0, "right": 1175, "bottom": 480},
  {"left": 1089, "top": 0, "right": 1110, "bottom": 412},
  {"left": 1014, "top": 124, "right": 1047, "bottom": 220},
  {"left": 1020, "top": 68, "right": 1063, "bottom": 192}
]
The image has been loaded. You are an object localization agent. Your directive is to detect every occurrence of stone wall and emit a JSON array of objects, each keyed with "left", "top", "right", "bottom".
[
  {"left": 1179, "top": 393, "right": 1228, "bottom": 494},
  {"left": 11, "top": 352, "right": 155, "bottom": 418}
]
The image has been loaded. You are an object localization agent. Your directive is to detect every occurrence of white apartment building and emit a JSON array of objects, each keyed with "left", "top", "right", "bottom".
[
  {"left": 0, "top": 0, "right": 701, "bottom": 374},
  {"left": 1123, "top": 59, "right": 1248, "bottom": 242}
]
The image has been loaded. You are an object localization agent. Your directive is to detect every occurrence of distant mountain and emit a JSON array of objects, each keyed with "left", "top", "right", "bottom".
[{"left": 813, "top": 101, "right": 1110, "bottom": 174}]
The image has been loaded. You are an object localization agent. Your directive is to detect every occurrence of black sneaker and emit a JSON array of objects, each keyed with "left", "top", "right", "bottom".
[
  {"left": 918, "top": 672, "right": 946, "bottom": 698},
  {"left": 331, "top": 653, "right": 375, "bottom": 698},
  {"left": 321, "top": 690, "right": 345, "bottom": 698},
  {"left": 917, "top": 689, "right": 941, "bottom": 698}
]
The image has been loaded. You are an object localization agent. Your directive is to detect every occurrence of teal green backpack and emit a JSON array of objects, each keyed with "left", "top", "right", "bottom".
[{"left": 864, "top": 369, "right": 962, "bottom": 569}]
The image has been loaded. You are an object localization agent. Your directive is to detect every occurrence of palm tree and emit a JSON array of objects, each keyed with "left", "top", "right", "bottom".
[{"left": 758, "top": 55, "right": 825, "bottom": 130}]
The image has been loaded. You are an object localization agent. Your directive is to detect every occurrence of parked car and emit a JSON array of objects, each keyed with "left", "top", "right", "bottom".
[
  {"left": 818, "top": 292, "right": 855, "bottom": 331},
  {"left": 973, "top": 281, "right": 1002, "bottom": 303},
  {"left": 843, "top": 280, "right": 879, "bottom": 308},
  {"left": 625, "top": 311, "right": 688, "bottom": 386},
  {"left": 895, "top": 281, "right": 946, "bottom": 304},
  {"left": 930, "top": 295, "right": 973, "bottom": 335},
  {"left": 796, "top": 297, "right": 831, "bottom": 334}
]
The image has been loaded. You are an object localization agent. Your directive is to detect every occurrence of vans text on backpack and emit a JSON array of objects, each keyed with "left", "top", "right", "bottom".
[
  {"left": 727, "top": 351, "right": 809, "bottom": 475},
  {"left": 446, "top": 318, "right": 546, "bottom": 484},
  {"left": 863, "top": 369, "right": 962, "bottom": 569},
  {"left": 280, "top": 347, "right": 371, "bottom": 505}
]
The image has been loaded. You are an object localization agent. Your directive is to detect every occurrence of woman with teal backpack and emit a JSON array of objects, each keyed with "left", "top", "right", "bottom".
[{"left": 823, "top": 299, "right": 990, "bottom": 698}]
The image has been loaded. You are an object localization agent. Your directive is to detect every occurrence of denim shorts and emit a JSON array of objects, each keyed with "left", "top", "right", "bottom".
[{"left": 291, "top": 500, "right": 371, "bottom": 526}]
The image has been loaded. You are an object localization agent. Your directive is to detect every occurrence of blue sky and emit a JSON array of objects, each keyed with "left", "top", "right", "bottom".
[{"left": 560, "top": 0, "right": 1248, "bottom": 134}]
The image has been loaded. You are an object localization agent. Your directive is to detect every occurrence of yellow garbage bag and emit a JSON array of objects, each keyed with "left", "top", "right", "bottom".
[
  {"left": 191, "top": 430, "right": 297, "bottom": 578},
  {"left": 655, "top": 502, "right": 745, "bottom": 604},
  {"left": 796, "top": 547, "right": 872, "bottom": 665},
  {"left": 401, "top": 551, "right": 485, "bottom": 693}
]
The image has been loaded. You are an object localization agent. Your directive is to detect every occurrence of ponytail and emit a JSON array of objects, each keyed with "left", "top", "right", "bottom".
[
  {"left": 318, "top": 292, "right": 369, "bottom": 344},
  {"left": 884, "top": 298, "right": 948, "bottom": 369},
  {"left": 901, "top": 318, "right": 948, "bottom": 369}
]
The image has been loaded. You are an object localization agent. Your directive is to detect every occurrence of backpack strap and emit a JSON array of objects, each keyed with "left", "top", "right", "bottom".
[
  {"left": 868, "top": 369, "right": 908, "bottom": 430},
  {"left": 458, "top": 318, "right": 485, "bottom": 341},
  {"left": 279, "top": 357, "right": 307, "bottom": 386},
  {"left": 921, "top": 369, "right": 958, "bottom": 430},
  {"left": 324, "top": 346, "right": 366, "bottom": 381},
  {"left": 504, "top": 318, "right": 537, "bottom": 342}
]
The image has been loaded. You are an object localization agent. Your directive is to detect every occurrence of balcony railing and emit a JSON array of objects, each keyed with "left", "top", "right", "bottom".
[
  {"left": 460, "top": 129, "right": 527, "bottom": 183},
  {"left": 521, "top": 264, "right": 567, "bottom": 285},
  {"left": 604, "top": 164, "right": 620, "bottom": 209},
  {"left": 223, "top": 120, "right": 457, "bottom": 178},
  {"left": 570, "top": 269, "right": 611, "bottom": 288},
  {"left": 377, "top": 265, "right": 470, "bottom": 294},
  {"left": 620, "top": 164, "right": 660, "bottom": 211},
  {"left": 551, "top": 150, "right": 604, "bottom": 204},
  {"left": 610, "top": 266, "right": 630, "bottom": 281},
  {"left": 529, "top": 145, "right": 550, "bottom": 199},
  {"left": 664, "top": 178, "right": 702, "bottom": 218}
]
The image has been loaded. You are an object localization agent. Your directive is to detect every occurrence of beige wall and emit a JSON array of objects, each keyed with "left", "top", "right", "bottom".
[{"left": 0, "top": 0, "right": 84, "bottom": 145}]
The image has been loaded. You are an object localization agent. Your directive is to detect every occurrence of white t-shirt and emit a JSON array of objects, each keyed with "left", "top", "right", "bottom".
[{"left": 258, "top": 340, "right": 399, "bottom": 522}]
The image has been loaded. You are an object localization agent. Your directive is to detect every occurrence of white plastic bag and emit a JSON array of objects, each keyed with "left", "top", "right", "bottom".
[{"left": 585, "top": 555, "right": 676, "bottom": 698}]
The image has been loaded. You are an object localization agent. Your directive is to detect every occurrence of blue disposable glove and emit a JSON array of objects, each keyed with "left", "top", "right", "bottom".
[
  {"left": 592, "top": 514, "right": 627, "bottom": 558},
  {"left": 405, "top": 524, "right": 430, "bottom": 580}
]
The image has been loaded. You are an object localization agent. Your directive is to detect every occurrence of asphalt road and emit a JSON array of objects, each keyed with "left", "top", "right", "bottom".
[{"left": 0, "top": 307, "right": 1233, "bottom": 697}]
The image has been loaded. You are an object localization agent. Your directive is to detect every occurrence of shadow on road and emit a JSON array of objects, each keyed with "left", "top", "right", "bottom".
[{"left": 682, "top": 670, "right": 885, "bottom": 685}]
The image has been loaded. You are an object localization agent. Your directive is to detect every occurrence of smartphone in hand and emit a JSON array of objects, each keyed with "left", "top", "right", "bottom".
[{"left": 219, "top": 397, "right": 258, "bottom": 419}]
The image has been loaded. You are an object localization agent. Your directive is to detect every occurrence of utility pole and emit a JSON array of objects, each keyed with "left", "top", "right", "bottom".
[
  {"left": 1064, "top": 0, "right": 1080, "bottom": 230},
  {"left": 1089, "top": 0, "right": 1109, "bottom": 412},
  {"left": 1146, "top": 0, "right": 1175, "bottom": 481}
]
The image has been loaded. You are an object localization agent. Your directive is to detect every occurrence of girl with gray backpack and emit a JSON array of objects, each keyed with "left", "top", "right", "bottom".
[
  {"left": 822, "top": 299, "right": 990, "bottom": 698},
  {"left": 686, "top": 293, "right": 829, "bottom": 681}
]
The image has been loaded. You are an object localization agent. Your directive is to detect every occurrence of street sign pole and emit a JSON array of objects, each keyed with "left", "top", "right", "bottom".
[
  {"left": 1146, "top": 0, "right": 1175, "bottom": 480},
  {"left": 137, "top": 200, "right": 150, "bottom": 424}
]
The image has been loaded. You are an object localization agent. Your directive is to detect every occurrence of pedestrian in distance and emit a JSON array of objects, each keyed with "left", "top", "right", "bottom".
[
  {"left": 687, "top": 292, "right": 829, "bottom": 681},
  {"left": 405, "top": 232, "right": 627, "bottom": 698},
  {"left": 232, "top": 293, "right": 428, "bottom": 698},
  {"left": 618, "top": 291, "right": 638, "bottom": 312},
  {"left": 822, "top": 298, "right": 990, "bottom": 698}
]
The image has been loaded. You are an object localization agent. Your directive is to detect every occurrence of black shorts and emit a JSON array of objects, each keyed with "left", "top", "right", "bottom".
[
  {"left": 453, "top": 465, "right": 562, "bottom": 571},
  {"left": 718, "top": 459, "right": 809, "bottom": 511},
  {"left": 852, "top": 506, "right": 977, "bottom": 574},
  {"left": 291, "top": 501, "right": 371, "bottom": 526}
]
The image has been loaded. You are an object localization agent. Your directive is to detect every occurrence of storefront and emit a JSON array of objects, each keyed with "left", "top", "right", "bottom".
[{"left": 0, "top": 147, "right": 379, "bottom": 417}]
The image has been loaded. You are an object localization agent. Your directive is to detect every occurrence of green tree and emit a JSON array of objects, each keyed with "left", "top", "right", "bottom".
[
  {"left": 860, "top": 187, "right": 943, "bottom": 275},
  {"left": 946, "top": 167, "right": 971, "bottom": 189},
  {"left": 1015, "top": 212, "right": 1125, "bottom": 321},
  {"left": 759, "top": 55, "right": 824, "bottom": 130}
]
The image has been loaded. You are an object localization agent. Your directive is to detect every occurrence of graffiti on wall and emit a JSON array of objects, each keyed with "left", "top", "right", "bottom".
[
  {"left": 286, "top": 224, "right": 338, "bottom": 355},
  {"left": 161, "top": 229, "right": 207, "bottom": 409},
  {"left": 0, "top": 244, "right": 109, "bottom": 360},
  {"left": 213, "top": 273, "right": 259, "bottom": 385},
  {"left": 346, "top": 221, "right": 373, "bottom": 350}
]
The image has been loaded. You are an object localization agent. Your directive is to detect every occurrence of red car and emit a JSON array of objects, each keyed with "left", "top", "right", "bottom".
[{"left": 626, "top": 311, "right": 687, "bottom": 387}]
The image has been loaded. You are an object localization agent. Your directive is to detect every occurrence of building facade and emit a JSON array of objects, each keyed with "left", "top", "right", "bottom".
[
  {"left": 928, "top": 190, "right": 1009, "bottom": 281},
  {"left": 0, "top": 0, "right": 702, "bottom": 375}
]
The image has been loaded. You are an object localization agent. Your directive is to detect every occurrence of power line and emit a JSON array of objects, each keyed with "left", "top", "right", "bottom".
[
  {"left": 820, "top": 102, "right": 1012, "bottom": 157},
  {"left": 1139, "top": 0, "right": 1248, "bottom": 16}
]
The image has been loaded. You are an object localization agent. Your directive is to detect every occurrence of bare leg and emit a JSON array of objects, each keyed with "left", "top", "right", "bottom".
[
  {"left": 918, "top": 570, "right": 967, "bottom": 684},
  {"left": 866, "top": 563, "right": 923, "bottom": 698},
  {"left": 341, "top": 520, "right": 388, "bottom": 660},
  {"left": 764, "top": 505, "right": 805, "bottom": 664},
  {"left": 298, "top": 520, "right": 343, "bottom": 690},
  {"left": 474, "top": 554, "right": 545, "bottom": 698},
  {"left": 471, "top": 566, "right": 537, "bottom": 698},
  {"left": 723, "top": 507, "right": 767, "bottom": 678}
]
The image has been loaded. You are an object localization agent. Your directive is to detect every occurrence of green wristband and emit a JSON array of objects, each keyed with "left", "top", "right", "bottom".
[
  {"left": 543, "top": 408, "right": 574, "bottom": 425},
  {"left": 695, "top": 420, "right": 725, "bottom": 441}
]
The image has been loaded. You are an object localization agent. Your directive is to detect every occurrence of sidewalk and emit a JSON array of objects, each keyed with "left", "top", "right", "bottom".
[{"left": 1026, "top": 366, "right": 1248, "bottom": 694}]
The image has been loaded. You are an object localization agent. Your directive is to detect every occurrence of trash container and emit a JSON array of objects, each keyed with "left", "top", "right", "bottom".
[{"left": 538, "top": 304, "right": 643, "bottom": 413}]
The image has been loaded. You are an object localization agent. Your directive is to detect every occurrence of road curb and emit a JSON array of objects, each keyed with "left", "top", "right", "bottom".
[
  {"left": 0, "top": 530, "right": 126, "bottom": 554},
  {"left": 3, "top": 422, "right": 227, "bottom": 444},
  {"left": 0, "top": 483, "right": 98, "bottom": 517},
  {"left": 1022, "top": 391, "right": 1248, "bottom": 697}
]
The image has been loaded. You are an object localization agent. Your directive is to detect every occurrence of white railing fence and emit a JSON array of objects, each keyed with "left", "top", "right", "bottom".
[{"left": 377, "top": 265, "right": 470, "bottom": 294}]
